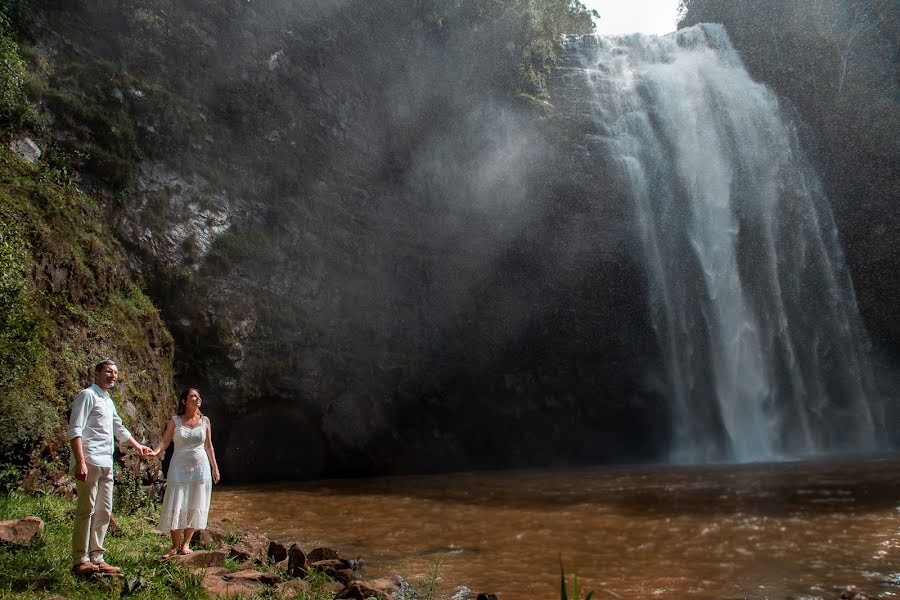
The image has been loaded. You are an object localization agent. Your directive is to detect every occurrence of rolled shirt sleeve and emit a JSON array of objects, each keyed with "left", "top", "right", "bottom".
[{"left": 67, "top": 388, "right": 93, "bottom": 441}]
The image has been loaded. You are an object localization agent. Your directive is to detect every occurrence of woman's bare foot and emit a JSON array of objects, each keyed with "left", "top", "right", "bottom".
[
  {"left": 161, "top": 549, "right": 178, "bottom": 560},
  {"left": 179, "top": 547, "right": 194, "bottom": 555}
]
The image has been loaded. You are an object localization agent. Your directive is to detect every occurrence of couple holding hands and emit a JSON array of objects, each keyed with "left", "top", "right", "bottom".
[{"left": 67, "top": 359, "right": 221, "bottom": 576}]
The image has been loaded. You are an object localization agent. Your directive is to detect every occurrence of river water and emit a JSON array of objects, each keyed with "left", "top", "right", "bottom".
[{"left": 211, "top": 457, "right": 899, "bottom": 599}]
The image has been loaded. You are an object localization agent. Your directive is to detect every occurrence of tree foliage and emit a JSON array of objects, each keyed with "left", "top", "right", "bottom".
[
  {"left": 413, "top": 0, "right": 597, "bottom": 94},
  {"left": 0, "top": 30, "right": 27, "bottom": 123}
]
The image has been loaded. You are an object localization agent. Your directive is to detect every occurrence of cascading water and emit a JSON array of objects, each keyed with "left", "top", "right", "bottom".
[{"left": 560, "top": 24, "right": 885, "bottom": 462}]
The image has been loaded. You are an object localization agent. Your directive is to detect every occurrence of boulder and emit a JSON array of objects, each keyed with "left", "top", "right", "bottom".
[
  {"left": 201, "top": 573, "right": 263, "bottom": 598},
  {"left": 287, "top": 543, "right": 307, "bottom": 577},
  {"left": 322, "top": 581, "right": 346, "bottom": 596},
  {"left": 840, "top": 588, "right": 875, "bottom": 600},
  {"left": 228, "top": 529, "right": 269, "bottom": 562},
  {"left": 278, "top": 579, "right": 312, "bottom": 596},
  {"left": 222, "top": 569, "right": 281, "bottom": 585},
  {"left": 8, "top": 137, "right": 42, "bottom": 163},
  {"left": 173, "top": 549, "right": 227, "bottom": 568},
  {"left": 310, "top": 558, "right": 352, "bottom": 570},
  {"left": 477, "top": 595, "right": 500, "bottom": 600},
  {"left": 308, "top": 546, "right": 340, "bottom": 562},
  {"left": 108, "top": 514, "right": 119, "bottom": 534},
  {"left": 194, "top": 520, "right": 230, "bottom": 547},
  {"left": 267, "top": 540, "right": 287, "bottom": 563},
  {"left": 310, "top": 559, "right": 354, "bottom": 584},
  {"left": 336, "top": 579, "right": 398, "bottom": 600},
  {"left": 0, "top": 516, "right": 44, "bottom": 546}
]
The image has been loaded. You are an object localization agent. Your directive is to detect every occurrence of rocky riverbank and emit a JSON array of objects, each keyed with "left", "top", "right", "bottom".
[{"left": 0, "top": 489, "right": 507, "bottom": 599}]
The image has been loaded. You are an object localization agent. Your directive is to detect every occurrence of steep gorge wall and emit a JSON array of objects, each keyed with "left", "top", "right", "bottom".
[
  {"left": 0, "top": 4, "right": 175, "bottom": 476},
  {"left": 19, "top": 0, "right": 665, "bottom": 480}
]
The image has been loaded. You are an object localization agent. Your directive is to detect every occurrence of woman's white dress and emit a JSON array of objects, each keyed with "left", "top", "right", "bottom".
[{"left": 157, "top": 415, "right": 212, "bottom": 532}]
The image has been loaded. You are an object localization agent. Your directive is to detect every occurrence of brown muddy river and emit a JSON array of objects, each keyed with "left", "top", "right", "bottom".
[{"left": 211, "top": 457, "right": 900, "bottom": 599}]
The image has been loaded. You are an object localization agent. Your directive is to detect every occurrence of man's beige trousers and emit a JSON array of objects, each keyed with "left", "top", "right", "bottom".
[{"left": 71, "top": 463, "right": 113, "bottom": 565}]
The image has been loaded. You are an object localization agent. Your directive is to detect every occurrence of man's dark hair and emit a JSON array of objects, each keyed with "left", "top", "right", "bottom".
[{"left": 94, "top": 358, "right": 116, "bottom": 372}]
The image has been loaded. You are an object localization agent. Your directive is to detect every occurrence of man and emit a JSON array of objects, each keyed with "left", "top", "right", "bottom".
[{"left": 68, "top": 358, "right": 152, "bottom": 577}]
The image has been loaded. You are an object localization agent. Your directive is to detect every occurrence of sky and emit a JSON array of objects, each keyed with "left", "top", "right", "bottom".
[{"left": 583, "top": 0, "right": 681, "bottom": 35}]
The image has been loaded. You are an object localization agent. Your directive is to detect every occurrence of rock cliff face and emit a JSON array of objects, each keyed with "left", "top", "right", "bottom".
[{"left": 22, "top": 0, "right": 666, "bottom": 480}]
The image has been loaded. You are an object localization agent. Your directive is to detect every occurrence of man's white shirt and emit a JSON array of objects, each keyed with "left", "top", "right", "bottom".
[{"left": 68, "top": 383, "right": 133, "bottom": 468}]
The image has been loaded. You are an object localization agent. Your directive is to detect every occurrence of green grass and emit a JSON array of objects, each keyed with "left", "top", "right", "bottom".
[
  {"left": 0, "top": 492, "right": 347, "bottom": 599},
  {"left": 0, "top": 492, "right": 205, "bottom": 599}
]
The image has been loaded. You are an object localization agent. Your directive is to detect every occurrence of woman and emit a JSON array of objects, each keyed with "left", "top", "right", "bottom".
[{"left": 151, "top": 388, "right": 220, "bottom": 559}]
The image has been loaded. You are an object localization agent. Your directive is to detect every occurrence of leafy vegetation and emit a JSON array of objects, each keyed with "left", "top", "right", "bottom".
[
  {"left": 0, "top": 148, "right": 174, "bottom": 469},
  {"left": 0, "top": 5, "right": 33, "bottom": 126},
  {"left": 413, "top": 0, "right": 598, "bottom": 94},
  {"left": 396, "top": 558, "right": 443, "bottom": 600}
]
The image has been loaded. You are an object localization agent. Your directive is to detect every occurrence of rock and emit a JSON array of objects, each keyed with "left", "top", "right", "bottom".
[
  {"left": 108, "top": 514, "right": 119, "bottom": 534},
  {"left": 275, "top": 558, "right": 288, "bottom": 571},
  {"left": 323, "top": 581, "right": 346, "bottom": 595},
  {"left": 839, "top": 588, "right": 875, "bottom": 600},
  {"left": 336, "top": 581, "right": 389, "bottom": 600},
  {"left": 310, "top": 559, "right": 354, "bottom": 584},
  {"left": 201, "top": 573, "right": 263, "bottom": 598},
  {"left": 173, "top": 549, "right": 227, "bottom": 568},
  {"left": 53, "top": 475, "right": 76, "bottom": 500},
  {"left": 8, "top": 137, "right": 42, "bottom": 163},
  {"left": 228, "top": 543, "right": 254, "bottom": 562},
  {"left": 227, "top": 529, "right": 269, "bottom": 563},
  {"left": 222, "top": 569, "right": 281, "bottom": 585},
  {"left": 278, "top": 579, "right": 311, "bottom": 596},
  {"left": 336, "top": 578, "right": 398, "bottom": 600},
  {"left": 311, "top": 558, "right": 352, "bottom": 570},
  {"left": 307, "top": 546, "right": 340, "bottom": 562},
  {"left": 195, "top": 520, "right": 229, "bottom": 547},
  {"left": 267, "top": 540, "right": 287, "bottom": 563},
  {"left": 477, "top": 594, "right": 500, "bottom": 600},
  {"left": 287, "top": 543, "right": 307, "bottom": 577},
  {"left": 334, "top": 568, "right": 355, "bottom": 584},
  {"left": 0, "top": 516, "right": 44, "bottom": 546}
]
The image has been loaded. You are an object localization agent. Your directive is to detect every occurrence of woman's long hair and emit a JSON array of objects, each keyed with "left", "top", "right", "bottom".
[{"left": 176, "top": 387, "right": 203, "bottom": 417}]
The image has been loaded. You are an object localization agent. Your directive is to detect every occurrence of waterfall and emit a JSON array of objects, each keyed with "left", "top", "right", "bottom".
[{"left": 560, "top": 24, "right": 885, "bottom": 462}]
